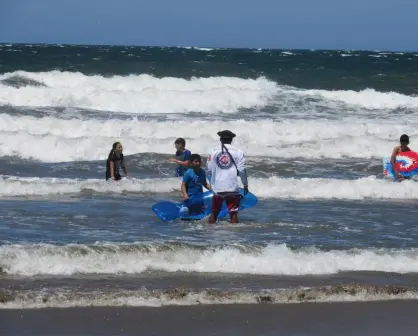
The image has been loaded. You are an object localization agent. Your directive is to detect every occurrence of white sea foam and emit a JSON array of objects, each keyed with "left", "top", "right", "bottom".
[
  {"left": 1, "top": 70, "right": 417, "bottom": 164},
  {"left": 0, "top": 175, "right": 416, "bottom": 200},
  {"left": 0, "top": 176, "right": 177, "bottom": 196},
  {"left": 2, "top": 243, "right": 418, "bottom": 276},
  {"left": 0, "top": 71, "right": 277, "bottom": 114},
  {"left": 1, "top": 71, "right": 417, "bottom": 115},
  {"left": 0, "top": 113, "right": 414, "bottom": 162},
  {"left": 182, "top": 46, "right": 215, "bottom": 51},
  {"left": 291, "top": 87, "right": 418, "bottom": 110}
]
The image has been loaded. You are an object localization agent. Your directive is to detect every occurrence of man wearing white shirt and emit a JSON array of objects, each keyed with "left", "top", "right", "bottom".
[{"left": 207, "top": 130, "right": 249, "bottom": 224}]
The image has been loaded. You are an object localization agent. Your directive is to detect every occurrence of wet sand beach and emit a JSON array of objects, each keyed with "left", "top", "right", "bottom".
[{"left": 2, "top": 300, "right": 418, "bottom": 336}]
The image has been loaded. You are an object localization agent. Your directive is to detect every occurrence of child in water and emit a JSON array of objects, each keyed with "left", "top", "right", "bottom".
[
  {"left": 181, "top": 154, "right": 211, "bottom": 215},
  {"left": 168, "top": 138, "right": 191, "bottom": 177},
  {"left": 390, "top": 134, "right": 412, "bottom": 181},
  {"left": 106, "top": 142, "right": 128, "bottom": 181}
]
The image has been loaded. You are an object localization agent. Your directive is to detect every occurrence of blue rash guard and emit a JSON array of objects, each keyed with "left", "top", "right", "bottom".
[
  {"left": 182, "top": 167, "right": 207, "bottom": 214},
  {"left": 175, "top": 149, "right": 191, "bottom": 177}
]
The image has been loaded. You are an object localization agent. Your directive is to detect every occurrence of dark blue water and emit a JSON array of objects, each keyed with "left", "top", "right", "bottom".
[{"left": 1, "top": 44, "right": 418, "bottom": 309}]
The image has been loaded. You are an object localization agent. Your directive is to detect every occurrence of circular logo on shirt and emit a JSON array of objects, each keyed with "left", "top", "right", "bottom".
[{"left": 216, "top": 152, "right": 233, "bottom": 170}]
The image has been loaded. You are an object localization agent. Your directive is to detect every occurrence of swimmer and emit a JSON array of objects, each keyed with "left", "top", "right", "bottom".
[
  {"left": 105, "top": 142, "right": 128, "bottom": 181},
  {"left": 391, "top": 134, "right": 412, "bottom": 181},
  {"left": 181, "top": 154, "right": 211, "bottom": 215},
  {"left": 168, "top": 138, "right": 191, "bottom": 177}
]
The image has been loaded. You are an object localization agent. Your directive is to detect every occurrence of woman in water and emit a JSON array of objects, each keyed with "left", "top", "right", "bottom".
[{"left": 105, "top": 142, "right": 128, "bottom": 181}]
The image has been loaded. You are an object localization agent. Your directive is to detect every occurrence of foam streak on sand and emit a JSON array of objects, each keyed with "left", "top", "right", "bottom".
[
  {"left": 0, "top": 175, "right": 416, "bottom": 200},
  {"left": 0, "top": 284, "right": 417, "bottom": 309}
]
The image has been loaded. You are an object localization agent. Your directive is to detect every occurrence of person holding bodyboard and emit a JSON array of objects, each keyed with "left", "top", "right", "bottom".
[
  {"left": 181, "top": 154, "right": 211, "bottom": 216},
  {"left": 390, "top": 134, "right": 413, "bottom": 181},
  {"left": 207, "top": 130, "right": 249, "bottom": 224}
]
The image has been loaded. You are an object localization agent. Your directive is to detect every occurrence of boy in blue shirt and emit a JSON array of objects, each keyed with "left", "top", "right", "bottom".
[
  {"left": 168, "top": 138, "right": 191, "bottom": 177},
  {"left": 181, "top": 154, "right": 211, "bottom": 215}
]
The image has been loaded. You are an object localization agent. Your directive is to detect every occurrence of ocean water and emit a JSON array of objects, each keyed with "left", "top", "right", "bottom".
[{"left": 1, "top": 44, "right": 418, "bottom": 309}]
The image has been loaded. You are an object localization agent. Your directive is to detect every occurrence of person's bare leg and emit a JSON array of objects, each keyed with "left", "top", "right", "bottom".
[
  {"left": 209, "top": 211, "right": 220, "bottom": 224},
  {"left": 209, "top": 195, "right": 222, "bottom": 224},
  {"left": 230, "top": 212, "right": 238, "bottom": 224}
]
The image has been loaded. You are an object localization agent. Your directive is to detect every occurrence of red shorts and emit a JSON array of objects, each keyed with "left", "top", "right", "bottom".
[{"left": 212, "top": 193, "right": 241, "bottom": 213}]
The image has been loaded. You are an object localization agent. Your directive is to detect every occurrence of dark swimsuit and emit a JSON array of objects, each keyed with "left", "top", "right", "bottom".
[{"left": 105, "top": 151, "right": 125, "bottom": 181}]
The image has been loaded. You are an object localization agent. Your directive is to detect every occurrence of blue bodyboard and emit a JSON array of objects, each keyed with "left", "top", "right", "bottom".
[{"left": 152, "top": 188, "right": 258, "bottom": 222}]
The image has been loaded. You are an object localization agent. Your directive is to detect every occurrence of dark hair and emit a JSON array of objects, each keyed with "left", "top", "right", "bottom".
[
  {"left": 108, "top": 142, "right": 120, "bottom": 157},
  {"left": 220, "top": 137, "right": 233, "bottom": 145},
  {"left": 174, "top": 138, "right": 186, "bottom": 146},
  {"left": 189, "top": 154, "right": 201, "bottom": 162},
  {"left": 400, "top": 134, "right": 409, "bottom": 143}
]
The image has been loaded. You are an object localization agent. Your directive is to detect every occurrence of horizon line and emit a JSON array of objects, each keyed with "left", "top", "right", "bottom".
[{"left": 1, "top": 41, "right": 417, "bottom": 53}]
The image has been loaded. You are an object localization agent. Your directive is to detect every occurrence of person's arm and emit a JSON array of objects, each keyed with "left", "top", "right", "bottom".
[
  {"left": 168, "top": 158, "right": 189, "bottom": 168},
  {"left": 168, "top": 150, "right": 191, "bottom": 167},
  {"left": 236, "top": 150, "right": 249, "bottom": 193},
  {"left": 109, "top": 160, "right": 115, "bottom": 180},
  {"left": 121, "top": 156, "right": 128, "bottom": 176},
  {"left": 207, "top": 150, "right": 214, "bottom": 179},
  {"left": 390, "top": 146, "right": 402, "bottom": 179},
  {"left": 203, "top": 170, "right": 211, "bottom": 190},
  {"left": 181, "top": 182, "right": 189, "bottom": 200},
  {"left": 181, "top": 171, "right": 190, "bottom": 200}
]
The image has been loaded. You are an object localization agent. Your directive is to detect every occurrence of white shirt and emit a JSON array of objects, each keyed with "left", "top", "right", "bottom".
[{"left": 207, "top": 144, "right": 247, "bottom": 194}]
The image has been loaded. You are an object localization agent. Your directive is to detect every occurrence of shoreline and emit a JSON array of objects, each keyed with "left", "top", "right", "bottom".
[{"left": 2, "top": 300, "right": 418, "bottom": 336}]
